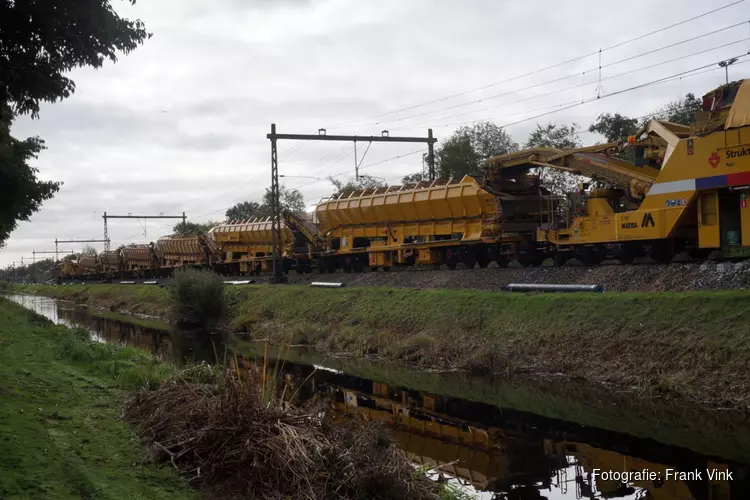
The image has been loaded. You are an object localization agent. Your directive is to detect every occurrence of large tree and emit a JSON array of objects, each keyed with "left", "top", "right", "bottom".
[
  {"left": 329, "top": 175, "right": 386, "bottom": 197},
  {"left": 0, "top": 0, "right": 150, "bottom": 247},
  {"left": 0, "top": 106, "right": 59, "bottom": 245},
  {"left": 525, "top": 122, "right": 583, "bottom": 195},
  {"left": 588, "top": 113, "right": 639, "bottom": 143},
  {"left": 225, "top": 201, "right": 263, "bottom": 221},
  {"left": 172, "top": 221, "right": 220, "bottom": 237},
  {"left": 652, "top": 93, "right": 702, "bottom": 126},
  {"left": 262, "top": 185, "right": 306, "bottom": 214},
  {"left": 224, "top": 185, "right": 306, "bottom": 222},
  {"left": 437, "top": 122, "right": 518, "bottom": 180}
]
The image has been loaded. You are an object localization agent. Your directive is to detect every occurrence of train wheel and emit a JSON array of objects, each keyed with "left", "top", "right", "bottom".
[
  {"left": 495, "top": 256, "right": 509, "bottom": 268},
  {"left": 476, "top": 247, "right": 491, "bottom": 268},
  {"left": 327, "top": 259, "right": 337, "bottom": 273},
  {"left": 443, "top": 248, "right": 458, "bottom": 270},
  {"left": 688, "top": 248, "right": 712, "bottom": 261},
  {"left": 553, "top": 252, "right": 568, "bottom": 267},
  {"left": 619, "top": 254, "right": 635, "bottom": 265},
  {"left": 382, "top": 266, "right": 391, "bottom": 272},
  {"left": 352, "top": 258, "right": 364, "bottom": 273},
  {"left": 650, "top": 241, "right": 675, "bottom": 264},
  {"left": 462, "top": 251, "right": 477, "bottom": 269}
]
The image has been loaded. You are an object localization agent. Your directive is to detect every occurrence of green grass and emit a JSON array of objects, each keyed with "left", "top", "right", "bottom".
[
  {"left": 14, "top": 283, "right": 750, "bottom": 407},
  {"left": 15, "top": 283, "right": 169, "bottom": 317},
  {"left": 0, "top": 298, "right": 195, "bottom": 500}
]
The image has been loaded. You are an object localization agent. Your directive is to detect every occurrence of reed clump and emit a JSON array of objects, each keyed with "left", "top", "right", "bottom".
[
  {"left": 167, "top": 268, "right": 226, "bottom": 327},
  {"left": 123, "top": 367, "right": 446, "bottom": 500}
]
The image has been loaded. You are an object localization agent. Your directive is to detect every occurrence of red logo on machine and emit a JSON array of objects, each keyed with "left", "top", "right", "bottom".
[{"left": 708, "top": 152, "right": 721, "bottom": 168}]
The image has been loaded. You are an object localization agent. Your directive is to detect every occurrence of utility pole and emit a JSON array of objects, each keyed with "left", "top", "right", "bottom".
[
  {"left": 268, "top": 124, "right": 285, "bottom": 283},
  {"left": 718, "top": 57, "right": 738, "bottom": 85},
  {"left": 102, "top": 212, "right": 187, "bottom": 252},
  {"left": 266, "top": 124, "right": 437, "bottom": 283}
]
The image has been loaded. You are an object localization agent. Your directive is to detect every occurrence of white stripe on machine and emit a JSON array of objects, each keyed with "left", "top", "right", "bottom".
[{"left": 647, "top": 179, "right": 696, "bottom": 195}]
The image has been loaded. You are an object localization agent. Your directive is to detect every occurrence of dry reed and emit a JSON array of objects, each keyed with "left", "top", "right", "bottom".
[{"left": 123, "top": 368, "right": 443, "bottom": 500}]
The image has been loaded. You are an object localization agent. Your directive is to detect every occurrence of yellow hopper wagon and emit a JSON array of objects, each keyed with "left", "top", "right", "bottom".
[
  {"left": 156, "top": 234, "right": 221, "bottom": 269},
  {"left": 485, "top": 78, "right": 750, "bottom": 265},
  {"left": 211, "top": 212, "right": 321, "bottom": 275},
  {"left": 314, "top": 176, "right": 543, "bottom": 271},
  {"left": 77, "top": 254, "right": 100, "bottom": 276},
  {"left": 120, "top": 243, "right": 161, "bottom": 277},
  {"left": 98, "top": 250, "right": 122, "bottom": 274}
]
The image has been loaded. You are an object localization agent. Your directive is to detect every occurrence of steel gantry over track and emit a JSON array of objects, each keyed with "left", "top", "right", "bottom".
[
  {"left": 33, "top": 249, "right": 74, "bottom": 264},
  {"left": 102, "top": 212, "right": 187, "bottom": 252},
  {"left": 266, "top": 124, "right": 438, "bottom": 282},
  {"left": 54, "top": 238, "right": 111, "bottom": 260}
]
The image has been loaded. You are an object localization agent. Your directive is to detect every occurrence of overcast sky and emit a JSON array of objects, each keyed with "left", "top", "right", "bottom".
[{"left": 3, "top": 0, "right": 748, "bottom": 267}]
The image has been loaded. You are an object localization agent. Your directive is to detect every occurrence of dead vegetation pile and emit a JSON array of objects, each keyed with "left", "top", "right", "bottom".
[{"left": 123, "top": 370, "right": 443, "bottom": 500}]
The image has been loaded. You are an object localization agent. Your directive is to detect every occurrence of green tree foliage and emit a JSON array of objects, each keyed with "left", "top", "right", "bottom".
[
  {"left": 262, "top": 185, "right": 306, "bottom": 214},
  {"left": 0, "top": 257, "right": 56, "bottom": 282},
  {"left": 437, "top": 122, "right": 518, "bottom": 180},
  {"left": 0, "top": 106, "right": 60, "bottom": 247},
  {"left": 525, "top": 123, "right": 582, "bottom": 149},
  {"left": 401, "top": 172, "right": 426, "bottom": 184},
  {"left": 329, "top": 175, "right": 386, "bottom": 196},
  {"left": 652, "top": 93, "right": 702, "bottom": 125},
  {"left": 225, "top": 201, "right": 263, "bottom": 221},
  {"left": 588, "top": 113, "right": 639, "bottom": 143},
  {"left": 172, "top": 221, "right": 219, "bottom": 237},
  {"left": 1, "top": 0, "right": 150, "bottom": 116},
  {"left": 0, "top": 0, "right": 150, "bottom": 248},
  {"left": 224, "top": 186, "right": 306, "bottom": 222},
  {"left": 525, "top": 122, "right": 583, "bottom": 196}
]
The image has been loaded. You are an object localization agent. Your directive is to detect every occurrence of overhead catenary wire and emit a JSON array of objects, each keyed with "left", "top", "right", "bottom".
[
  {"left": 485, "top": 54, "right": 750, "bottom": 132},
  {"left": 387, "top": 38, "right": 750, "bottom": 131},
  {"left": 326, "top": 0, "right": 746, "bottom": 129},
  {"left": 364, "top": 21, "right": 749, "bottom": 127}
]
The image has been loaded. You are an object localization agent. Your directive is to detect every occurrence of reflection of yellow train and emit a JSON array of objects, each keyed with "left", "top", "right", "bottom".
[{"left": 254, "top": 361, "right": 743, "bottom": 499}]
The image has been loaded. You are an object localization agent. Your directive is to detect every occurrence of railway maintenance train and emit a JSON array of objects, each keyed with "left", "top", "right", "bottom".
[{"left": 57, "top": 78, "right": 750, "bottom": 280}]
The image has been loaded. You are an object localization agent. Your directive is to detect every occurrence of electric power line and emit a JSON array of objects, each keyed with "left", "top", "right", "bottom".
[
  {"left": 364, "top": 21, "right": 749, "bottom": 127},
  {"left": 488, "top": 54, "right": 750, "bottom": 131},
  {"left": 387, "top": 37, "right": 750, "bottom": 131},
  {"left": 325, "top": 0, "right": 746, "bottom": 129}
]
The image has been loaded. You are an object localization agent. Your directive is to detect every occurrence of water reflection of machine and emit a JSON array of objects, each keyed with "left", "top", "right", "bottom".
[{"left": 263, "top": 360, "right": 747, "bottom": 500}]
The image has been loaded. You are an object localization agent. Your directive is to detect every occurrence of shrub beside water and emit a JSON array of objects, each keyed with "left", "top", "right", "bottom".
[{"left": 168, "top": 268, "right": 227, "bottom": 327}]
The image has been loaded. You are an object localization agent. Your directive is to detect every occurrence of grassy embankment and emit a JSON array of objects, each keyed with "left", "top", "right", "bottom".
[
  {"left": 1, "top": 289, "right": 471, "bottom": 500},
  {"left": 0, "top": 298, "right": 194, "bottom": 499},
  {"left": 13, "top": 283, "right": 750, "bottom": 408}
]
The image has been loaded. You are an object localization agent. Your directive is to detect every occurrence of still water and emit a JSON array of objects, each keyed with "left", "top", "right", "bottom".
[{"left": 6, "top": 293, "right": 750, "bottom": 499}]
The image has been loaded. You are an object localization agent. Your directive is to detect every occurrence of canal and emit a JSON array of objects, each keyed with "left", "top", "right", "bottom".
[{"left": 6, "top": 293, "right": 750, "bottom": 499}]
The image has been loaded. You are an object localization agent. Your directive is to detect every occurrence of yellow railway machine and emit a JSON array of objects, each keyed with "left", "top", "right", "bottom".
[{"left": 485, "top": 79, "right": 750, "bottom": 264}]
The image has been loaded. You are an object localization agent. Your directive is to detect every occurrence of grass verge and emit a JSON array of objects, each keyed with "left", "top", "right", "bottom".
[
  {"left": 0, "top": 298, "right": 195, "bottom": 499},
  {"left": 13, "top": 283, "right": 750, "bottom": 408}
]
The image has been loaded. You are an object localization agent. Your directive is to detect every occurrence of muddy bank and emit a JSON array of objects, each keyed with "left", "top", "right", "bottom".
[{"left": 13, "top": 283, "right": 750, "bottom": 409}]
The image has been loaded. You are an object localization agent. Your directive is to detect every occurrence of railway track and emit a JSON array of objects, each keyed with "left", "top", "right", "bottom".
[{"left": 55, "top": 257, "right": 750, "bottom": 293}]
